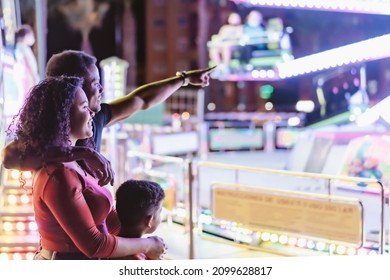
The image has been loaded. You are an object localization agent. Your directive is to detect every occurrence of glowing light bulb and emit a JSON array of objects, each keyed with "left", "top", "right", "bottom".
[
  {"left": 11, "top": 170, "right": 20, "bottom": 180},
  {"left": 347, "top": 247, "right": 357, "bottom": 255},
  {"left": 316, "top": 242, "right": 326, "bottom": 251},
  {"left": 288, "top": 237, "right": 297, "bottom": 246},
  {"left": 265, "top": 102, "right": 273, "bottom": 111},
  {"left": 13, "top": 253, "right": 22, "bottom": 260},
  {"left": 16, "top": 222, "right": 26, "bottom": 231},
  {"left": 20, "top": 194, "right": 30, "bottom": 204},
  {"left": 7, "top": 195, "right": 17, "bottom": 205},
  {"left": 297, "top": 238, "right": 307, "bottom": 248},
  {"left": 270, "top": 234, "right": 279, "bottom": 243},
  {"left": 3, "top": 222, "right": 13, "bottom": 232},
  {"left": 207, "top": 103, "right": 216, "bottom": 111},
  {"left": 261, "top": 232, "right": 270, "bottom": 241},
  {"left": 336, "top": 245, "right": 346, "bottom": 255},
  {"left": 279, "top": 235, "right": 288, "bottom": 244},
  {"left": 306, "top": 240, "right": 316, "bottom": 249},
  {"left": 181, "top": 112, "right": 190, "bottom": 120},
  {"left": 266, "top": 70, "right": 275, "bottom": 78},
  {"left": 26, "top": 252, "right": 35, "bottom": 260}
]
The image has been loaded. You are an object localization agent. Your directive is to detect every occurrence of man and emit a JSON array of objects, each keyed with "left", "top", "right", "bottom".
[{"left": 2, "top": 50, "right": 215, "bottom": 185}]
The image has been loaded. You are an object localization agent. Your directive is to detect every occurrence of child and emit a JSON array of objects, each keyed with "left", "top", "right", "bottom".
[{"left": 115, "top": 179, "right": 166, "bottom": 260}]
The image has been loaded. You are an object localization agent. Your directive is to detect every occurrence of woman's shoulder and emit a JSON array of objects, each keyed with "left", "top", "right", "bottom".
[
  {"left": 43, "top": 162, "right": 68, "bottom": 172},
  {"left": 34, "top": 162, "right": 86, "bottom": 193},
  {"left": 35, "top": 162, "right": 80, "bottom": 181}
]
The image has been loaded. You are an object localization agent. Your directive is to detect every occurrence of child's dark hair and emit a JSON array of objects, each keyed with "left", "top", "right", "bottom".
[{"left": 115, "top": 180, "right": 165, "bottom": 227}]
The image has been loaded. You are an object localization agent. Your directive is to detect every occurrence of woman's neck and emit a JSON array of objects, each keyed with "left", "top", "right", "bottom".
[{"left": 69, "top": 137, "right": 77, "bottom": 147}]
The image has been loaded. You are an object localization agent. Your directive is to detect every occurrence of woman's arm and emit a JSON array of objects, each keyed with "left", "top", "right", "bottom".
[
  {"left": 113, "top": 236, "right": 165, "bottom": 260},
  {"left": 42, "top": 166, "right": 164, "bottom": 259},
  {"left": 104, "top": 207, "right": 166, "bottom": 259}
]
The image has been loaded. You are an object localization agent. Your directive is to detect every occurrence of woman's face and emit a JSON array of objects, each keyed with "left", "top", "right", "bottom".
[{"left": 69, "top": 87, "right": 95, "bottom": 144}]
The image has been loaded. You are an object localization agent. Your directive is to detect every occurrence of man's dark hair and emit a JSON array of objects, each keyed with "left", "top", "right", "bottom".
[
  {"left": 46, "top": 50, "right": 97, "bottom": 79},
  {"left": 115, "top": 180, "right": 165, "bottom": 227}
]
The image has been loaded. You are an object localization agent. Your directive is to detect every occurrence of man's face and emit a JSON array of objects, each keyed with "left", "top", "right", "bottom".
[{"left": 83, "top": 64, "right": 103, "bottom": 113}]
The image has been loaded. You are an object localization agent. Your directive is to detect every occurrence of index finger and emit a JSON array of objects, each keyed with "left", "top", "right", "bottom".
[{"left": 205, "top": 65, "right": 217, "bottom": 73}]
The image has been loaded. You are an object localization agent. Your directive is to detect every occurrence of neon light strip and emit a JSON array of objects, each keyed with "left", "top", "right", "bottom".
[
  {"left": 277, "top": 34, "right": 390, "bottom": 79},
  {"left": 231, "top": 0, "right": 390, "bottom": 15},
  {"left": 307, "top": 111, "right": 351, "bottom": 129}
]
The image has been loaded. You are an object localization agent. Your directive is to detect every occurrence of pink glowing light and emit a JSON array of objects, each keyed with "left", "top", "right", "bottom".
[
  {"left": 231, "top": 0, "right": 390, "bottom": 15},
  {"left": 277, "top": 34, "right": 390, "bottom": 78}
]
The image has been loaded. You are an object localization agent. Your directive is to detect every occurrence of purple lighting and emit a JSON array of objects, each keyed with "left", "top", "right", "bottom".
[
  {"left": 277, "top": 34, "right": 390, "bottom": 79},
  {"left": 231, "top": 0, "right": 390, "bottom": 15}
]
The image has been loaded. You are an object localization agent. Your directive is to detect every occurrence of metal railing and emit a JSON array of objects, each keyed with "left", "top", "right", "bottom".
[{"left": 127, "top": 152, "right": 385, "bottom": 258}]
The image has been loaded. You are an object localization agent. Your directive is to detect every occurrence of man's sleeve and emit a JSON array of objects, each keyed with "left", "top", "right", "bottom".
[{"left": 96, "top": 103, "right": 112, "bottom": 127}]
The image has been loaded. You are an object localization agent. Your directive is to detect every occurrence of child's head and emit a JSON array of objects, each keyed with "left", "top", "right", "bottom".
[{"left": 115, "top": 180, "right": 165, "bottom": 235}]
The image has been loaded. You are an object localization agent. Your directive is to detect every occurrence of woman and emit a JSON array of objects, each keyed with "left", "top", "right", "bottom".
[
  {"left": 14, "top": 24, "right": 40, "bottom": 101},
  {"left": 9, "top": 76, "right": 166, "bottom": 260}
]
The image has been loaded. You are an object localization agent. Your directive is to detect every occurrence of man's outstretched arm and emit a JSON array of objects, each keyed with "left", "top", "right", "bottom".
[
  {"left": 2, "top": 141, "right": 114, "bottom": 186},
  {"left": 106, "top": 66, "right": 216, "bottom": 126}
]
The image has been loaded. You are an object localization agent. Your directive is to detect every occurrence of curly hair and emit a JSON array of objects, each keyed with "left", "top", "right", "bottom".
[
  {"left": 9, "top": 76, "right": 94, "bottom": 157},
  {"left": 115, "top": 180, "right": 165, "bottom": 227},
  {"left": 46, "top": 50, "right": 96, "bottom": 79}
]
